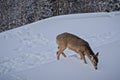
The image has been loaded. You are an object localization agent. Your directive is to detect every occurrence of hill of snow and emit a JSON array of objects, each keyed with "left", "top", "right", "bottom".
[{"left": 0, "top": 11, "right": 120, "bottom": 80}]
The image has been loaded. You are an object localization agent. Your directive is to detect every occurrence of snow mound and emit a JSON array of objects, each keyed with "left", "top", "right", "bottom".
[{"left": 0, "top": 11, "right": 120, "bottom": 80}]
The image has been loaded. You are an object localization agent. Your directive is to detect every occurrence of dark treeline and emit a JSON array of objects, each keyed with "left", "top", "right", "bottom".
[{"left": 0, "top": 0, "right": 120, "bottom": 32}]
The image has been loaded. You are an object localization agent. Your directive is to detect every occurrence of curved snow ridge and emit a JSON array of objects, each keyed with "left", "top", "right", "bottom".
[{"left": 37, "top": 11, "right": 120, "bottom": 23}]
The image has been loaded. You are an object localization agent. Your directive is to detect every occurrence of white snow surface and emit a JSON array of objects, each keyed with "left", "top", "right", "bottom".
[{"left": 0, "top": 12, "right": 120, "bottom": 80}]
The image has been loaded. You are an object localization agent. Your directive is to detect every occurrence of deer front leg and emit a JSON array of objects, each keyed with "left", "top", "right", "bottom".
[
  {"left": 79, "top": 52, "right": 83, "bottom": 60},
  {"left": 62, "top": 52, "right": 67, "bottom": 57},
  {"left": 82, "top": 53, "right": 87, "bottom": 64},
  {"left": 79, "top": 51, "right": 87, "bottom": 64}
]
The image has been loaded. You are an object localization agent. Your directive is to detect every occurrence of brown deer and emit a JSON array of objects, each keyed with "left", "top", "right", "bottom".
[{"left": 56, "top": 32, "right": 99, "bottom": 70}]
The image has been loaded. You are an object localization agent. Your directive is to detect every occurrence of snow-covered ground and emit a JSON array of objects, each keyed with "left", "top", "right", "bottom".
[{"left": 0, "top": 12, "right": 120, "bottom": 80}]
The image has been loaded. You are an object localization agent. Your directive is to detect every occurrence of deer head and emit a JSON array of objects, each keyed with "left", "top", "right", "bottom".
[{"left": 91, "top": 52, "right": 99, "bottom": 70}]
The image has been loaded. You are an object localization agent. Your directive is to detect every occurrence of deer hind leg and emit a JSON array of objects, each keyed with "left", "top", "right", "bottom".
[
  {"left": 56, "top": 46, "right": 66, "bottom": 60},
  {"left": 56, "top": 52, "right": 67, "bottom": 58},
  {"left": 57, "top": 46, "right": 67, "bottom": 58}
]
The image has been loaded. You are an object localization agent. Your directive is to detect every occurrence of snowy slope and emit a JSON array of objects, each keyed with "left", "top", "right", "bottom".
[
  {"left": 0, "top": 12, "right": 120, "bottom": 80},
  {"left": 1, "top": 41, "right": 120, "bottom": 80}
]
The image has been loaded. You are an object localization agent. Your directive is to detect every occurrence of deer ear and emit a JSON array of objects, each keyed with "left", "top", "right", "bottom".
[{"left": 96, "top": 52, "right": 99, "bottom": 57}]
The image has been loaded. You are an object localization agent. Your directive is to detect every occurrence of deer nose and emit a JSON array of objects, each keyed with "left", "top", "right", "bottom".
[{"left": 95, "top": 67, "right": 97, "bottom": 70}]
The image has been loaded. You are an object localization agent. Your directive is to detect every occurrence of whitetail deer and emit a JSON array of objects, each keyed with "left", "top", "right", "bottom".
[{"left": 56, "top": 32, "right": 99, "bottom": 70}]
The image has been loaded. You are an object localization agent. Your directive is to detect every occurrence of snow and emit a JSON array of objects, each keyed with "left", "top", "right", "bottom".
[{"left": 0, "top": 11, "right": 120, "bottom": 80}]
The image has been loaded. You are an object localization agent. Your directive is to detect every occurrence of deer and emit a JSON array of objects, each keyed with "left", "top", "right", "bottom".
[{"left": 56, "top": 32, "right": 99, "bottom": 70}]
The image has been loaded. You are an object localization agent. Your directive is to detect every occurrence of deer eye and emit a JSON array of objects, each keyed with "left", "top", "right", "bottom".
[
  {"left": 94, "top": 61, "right": 96, "bottom": 64},
  {"left": 93, "top": 60, "right": 97, "bottom": 64}
]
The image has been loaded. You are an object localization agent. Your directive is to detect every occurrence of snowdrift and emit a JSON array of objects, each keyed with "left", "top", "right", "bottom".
[{"left": 0, "top": 12, "right": 120, "bottom": 80}]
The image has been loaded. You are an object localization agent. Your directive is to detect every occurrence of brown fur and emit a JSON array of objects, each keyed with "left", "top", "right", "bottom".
[{"left": 56, "top": 32, "right": 99, "bottom": 70}]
